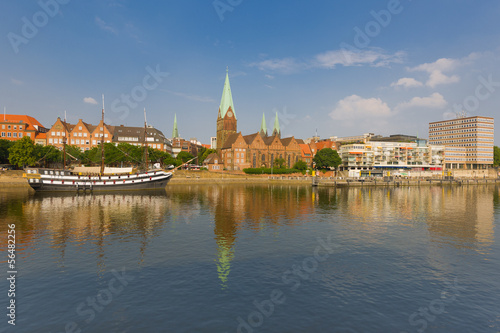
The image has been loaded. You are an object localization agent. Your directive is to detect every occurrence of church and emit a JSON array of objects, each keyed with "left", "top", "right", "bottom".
[{"left": 215, "top": 69, "right": 302, "bottom": 171}]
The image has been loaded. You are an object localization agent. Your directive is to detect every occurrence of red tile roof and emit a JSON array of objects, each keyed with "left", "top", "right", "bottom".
[{"left": 1, "top": 114, "right": 45, "bottom": 130}]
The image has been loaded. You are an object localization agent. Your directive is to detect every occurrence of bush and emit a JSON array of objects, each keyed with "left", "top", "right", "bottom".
[{"left": 243, "top": 167, "right": 300, "bottom": 175}]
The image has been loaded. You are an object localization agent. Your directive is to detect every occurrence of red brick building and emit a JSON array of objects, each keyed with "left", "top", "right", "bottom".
[{"left": 0, "top": 114, "right": 48, "bottom": 142}]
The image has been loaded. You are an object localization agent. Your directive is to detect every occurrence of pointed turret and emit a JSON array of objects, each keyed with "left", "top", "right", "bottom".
[
  {"left": 219, "top": 68, "right": 236, "bottom": 119},
  {"left": 259, "top": 113, "right": 267, "bottom": 137},
  {"left": 172, "top": 114, "right": 179, "bottom": 138},
  {"left": 272, "top": 112, "right": 280, "bottom": 137},
  {"left": 216, "top": 68, "right": 238, "bottom": 150}
]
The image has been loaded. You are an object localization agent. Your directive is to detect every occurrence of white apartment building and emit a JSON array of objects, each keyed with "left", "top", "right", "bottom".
[{"left": 339, "top": 140, "right": 445, "bottom": 177}]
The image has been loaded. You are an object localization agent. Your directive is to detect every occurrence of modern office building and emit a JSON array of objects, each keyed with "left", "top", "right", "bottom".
[{"left": 429, "top": 116, "right": 494, "bottom": 169}]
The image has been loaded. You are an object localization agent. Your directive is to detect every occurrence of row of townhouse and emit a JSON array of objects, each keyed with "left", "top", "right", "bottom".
[
  {"left": 1, "top": 114, "right": 172, "bottom": 154},
  {"left": 47, "top": 117, "right": 172, "bottom": 153}
]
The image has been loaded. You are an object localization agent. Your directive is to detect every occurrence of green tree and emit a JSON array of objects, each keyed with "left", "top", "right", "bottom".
[
  {"left": 313, "top": 148, "right": 342, "bottom": 169},
  {"left": 274, "top": 157, "right": 286, "bottom": 169},
  {"left": 197, "top": 146, "right": 207, "bottom": 164},
  {"left": 163, "top": 154, "right": 180, "bottom": 168},
  {"left": 8, "top": 137, "right": 37, "bottom": 168},
  {"left": 200, "top": 148, "right": 217, "bottom": 164},
  {"left": 34, "top": 145, "right": 62, "bottom": 167},
  {"left": 0, "top": 139, "right": 14, "bottom": 164},
  {"left": 177, "top": 151, "right": 195, "bottom": 164},
  {"left": 494, "top": 146, "right": 500, "bottom": 167},
  {"left": 293, "top": 160, "right": 308, "bottom": 171}
]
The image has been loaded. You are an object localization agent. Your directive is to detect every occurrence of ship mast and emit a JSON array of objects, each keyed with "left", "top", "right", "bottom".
[
  {"left": 143, "top": 108, "right": 148, "bottom": 171},
  {"left": 63, "top": 110, "right": 67, "bottom": 170},
  {"left": 100, "top": 95, "right": 105, "bottom": 175}
]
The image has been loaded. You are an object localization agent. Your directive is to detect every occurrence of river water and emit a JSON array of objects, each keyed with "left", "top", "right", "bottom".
[{"left": 1, "top": 184, "right": 499, "bottom": 333}]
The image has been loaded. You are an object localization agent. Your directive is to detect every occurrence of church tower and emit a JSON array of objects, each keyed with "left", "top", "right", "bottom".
[
  {"left": 216, "top": 68, "right": 237, "bottom": 150},
  {"left": 259, "top": 112, "right": 267, "bottom": 137},
  {"left": 272, "top": 112, "right": 281, "bottom": 137}
]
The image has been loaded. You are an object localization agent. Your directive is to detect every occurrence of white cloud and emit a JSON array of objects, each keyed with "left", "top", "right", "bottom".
[
  {"left": 395, "top": 92, "right": 447, "bottom": 111},
  {"left": 83, "top": 97, "right": 98, "bottom": 105},
  {"left": 265, "top": 74, "right": 274, "bottom": 80},
  {"left": 408, "top": 53, "right": 481, "bottom": 88},
  {"left": 95, "top": 17, "right": 118, "bottom": 34},
  {"left": 163, "top": 90, "right": 215, "bottom": 103},
  {"left": 249, "top": 58, "right": 300, "bottom": 74},
  {"left": 11, "top": 78, "right": 23, "bottom": 85},
  {"left": 330, "top": 95, "right": 392, "bottom": 120},
  {"left": 390, "top": 77, "right": 423, "bottom": 89},
  {"left": 315, "top": 49, "right": 405, "bottom": 69},
  {"left": 249, "top": 48, "right": 404, "bottom": 74}
]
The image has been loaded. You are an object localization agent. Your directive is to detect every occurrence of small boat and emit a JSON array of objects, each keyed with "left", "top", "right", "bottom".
[{"left": 24, "top": 97, "right": 173, "bottom": 192}]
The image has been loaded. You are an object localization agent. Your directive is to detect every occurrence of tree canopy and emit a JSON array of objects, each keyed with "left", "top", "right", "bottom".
[
  {"left": 177, "top": 151, "right": 195, "bottom": 164},
  {"left": 494, "top": 146, "right": 500, "bottom": 167},
  {"left": 8, "top": 137, "right": 37, "bottom": 167},
  {"left": 313, "top": 148, "right": 342, "bottom": 169},
  {"left": 0, "top": 139, "right": 14, "bottom": 164},
  {"left": 293, "top": 160, "right": 308, "bottom": 171}
]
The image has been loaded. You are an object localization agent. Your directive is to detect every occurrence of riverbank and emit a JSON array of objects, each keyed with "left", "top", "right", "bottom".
[
  {"left": 315, "top": 178, "right": 500, "bottom": 187},
  {"left": 1, "top": 169, "right": 499, "bottom": 189}
]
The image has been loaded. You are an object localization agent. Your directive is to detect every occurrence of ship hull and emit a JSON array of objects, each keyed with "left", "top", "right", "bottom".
[{"left": 26, "top": 169, "right": 172, "bottom": 192}]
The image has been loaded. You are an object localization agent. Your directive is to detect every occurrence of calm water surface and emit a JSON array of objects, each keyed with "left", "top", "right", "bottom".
[{"left": 1, "top": 184, "right": 500, "bottom": 333}]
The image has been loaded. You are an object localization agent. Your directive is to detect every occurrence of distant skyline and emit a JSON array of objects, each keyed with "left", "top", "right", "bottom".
[{"left": 1, "top": 0, "right": 499, "bottom": 145}]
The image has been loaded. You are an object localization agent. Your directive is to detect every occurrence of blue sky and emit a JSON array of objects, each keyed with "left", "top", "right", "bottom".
[{"left": 1, "top": 0, "right": 499, "bottom": 145}]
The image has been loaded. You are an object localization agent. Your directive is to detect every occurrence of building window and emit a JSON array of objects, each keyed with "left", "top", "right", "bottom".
[
  {"left": 79, "top": 126, "right": 82, "bottom": 130},
  {"left": 57, "top": 131, "right": 60, "bottom": 136},
  {"left": 8, "top": 125, "right": 11, "bottom": 129},
  {"left": 19, "top": 126, "right": 23, "bottom": 130},
  {"left": 49, "top": 138, "right": 53, "bottom": 143},
  {"left": 19, "top": 133, "right": 23, "bottom": 138},
  {"left": 1, "top": 132, "right": 4, "bottom": 137},
  {"left": 7, "top": 133, "right": 11, "bottom": 137}
]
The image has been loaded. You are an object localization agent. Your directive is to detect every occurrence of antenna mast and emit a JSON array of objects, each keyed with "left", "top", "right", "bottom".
[
  {"left": 63, "top": 111, "right": 67, "bottom": 170},
  {"left": 143, "top": 108, "right": 148, "bottom": 171},
  {"left": 100, "top": 94, "right": 105, "bottom": 175}
]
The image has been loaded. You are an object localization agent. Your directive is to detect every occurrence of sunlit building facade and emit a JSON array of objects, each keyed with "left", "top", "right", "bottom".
[{"left": 429, "top": 116, "right": 494, "bottom": 169}]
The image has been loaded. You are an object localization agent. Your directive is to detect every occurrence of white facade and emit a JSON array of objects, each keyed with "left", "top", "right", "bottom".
[{"left": 339, "top": 141, "right": 445, "bottom": 173}]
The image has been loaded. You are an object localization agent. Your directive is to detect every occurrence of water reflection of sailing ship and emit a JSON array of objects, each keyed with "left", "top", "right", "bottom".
[{"left": 24, "top": 96, "right": 172, "bottom": 192}]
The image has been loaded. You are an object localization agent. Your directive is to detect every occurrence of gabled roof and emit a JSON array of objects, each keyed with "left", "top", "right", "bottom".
[
  {"left": 35, "top": 132, "right": 47, "bottom": 140},
  {"left": 1, "top": 114, "right": 46, "bottom": 130},
  {"left": 203, "top": 152, "right": 221, "bottom": 164},
  {"left": 263, "top": 135, "right": 280, "bottom": 145},
  {"left": 296, "top": 139, "right": 305, "bottom": 144},
  {"left": 222, "top": 132, "right": 241, "bottom": 149},
  {"left": 281, "top": 137, "right": 295, "bottom": 146},
  {"left": 243, "top": 132, "right": 259, "bottom": 145},
  {"left": 299, "top": 143, "right": 312, "bottom": 157},
  {"left": 219, "top": 69, "right": 236, "bottom": 119}
]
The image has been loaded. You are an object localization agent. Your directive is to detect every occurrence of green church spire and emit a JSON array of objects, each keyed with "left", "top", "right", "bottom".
[
  {"left": 272, "top": 112, "right": 280, "bottom": 137},
  {"left": 172, "top": 113, "right": 179, "bottom": 138},
  {"left": 260, "top": 112, "right": 267, "bottom": 136},
  {"left": 219, "top": 68, "right": 236, "bottom": 119}
]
